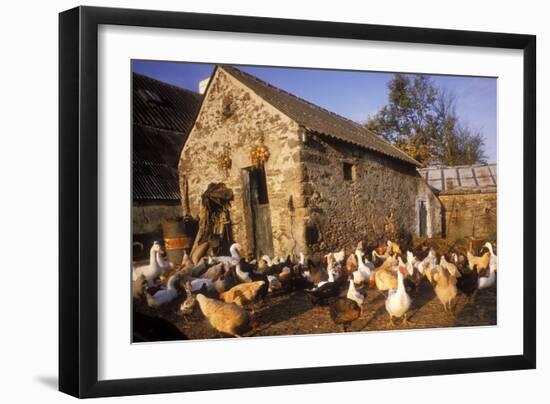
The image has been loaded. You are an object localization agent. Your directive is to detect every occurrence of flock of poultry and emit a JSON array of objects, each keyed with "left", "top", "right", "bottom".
[{"left": 132, "top": 239, "right": 497, "bottom": 339}]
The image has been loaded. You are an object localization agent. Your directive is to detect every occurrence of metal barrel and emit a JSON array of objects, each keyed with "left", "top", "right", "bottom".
[{"left": 162, "top": 217, "right": 197, "bottom": 265}]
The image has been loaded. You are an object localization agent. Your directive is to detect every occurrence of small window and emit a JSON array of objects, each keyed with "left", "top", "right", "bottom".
[{"left": 343, "top": 163, "right": 356, "bottom": 181}]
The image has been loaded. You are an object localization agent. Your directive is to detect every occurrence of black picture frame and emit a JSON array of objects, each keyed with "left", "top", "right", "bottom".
[{"left": 59, "top": 6, "right": 536, "bottom": 398}]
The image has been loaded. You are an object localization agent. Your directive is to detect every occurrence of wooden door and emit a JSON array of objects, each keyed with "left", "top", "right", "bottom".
[{"left": 248, "top": 166, "right": 274, "bottom": 258}]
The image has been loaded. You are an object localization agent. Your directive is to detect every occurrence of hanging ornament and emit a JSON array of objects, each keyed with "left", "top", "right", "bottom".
[{"left": 250, "top": 133, "right": 270, "bottom": 167}]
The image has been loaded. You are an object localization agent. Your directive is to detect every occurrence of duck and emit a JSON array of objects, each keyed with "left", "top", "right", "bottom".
[
  {"left": 485, "top": 242, "right": 498, "bottom": 272},
  {"left": 433, "top": 266, "right": 458, "bottom": 315},
  {"left": 156, "top": 247, "right": 172, "bottom": 274},
  {"left": 316, "top": 254, "right": 337, "bottom": 288},
  {"left": 235, "top": 262, "right": 252, "bottom": 283},
  {"left": 190, "top": 257, "right": 210, "bottom": 277},
  {"left": 195, "top": 294, "right": 249, "bottom": 337},
  {"left": 346, "top": 279, "right": 365, "bottom": 308},
  {"left": 190, "top": 277, "right": 215, "bottom": 293},
  {"left": 478, "top": 249, "right": 497, "bottom": 291},
  {"left": 145, "top": 273, "right": 181, "bottom": 307},
  {"left": 305, "top": 276, "right": 346, "bottom": 306},
  {"left": 213, "top": 265, "right": 238, "bottom": 293},
  {"left": 210, "top": 243, "right": 242, "bottom": 266},
  {"left": 352, "top": 249, "right": 373, "bottom": 285},
  {"left": 329, "top": 298, "right": 362, "bottom": 332},
  {"left": 385, "top": 264, "right": 412, "bottom": 326},
  {"left": 132, "top": 241, "right": 162, "bottom": 285}
]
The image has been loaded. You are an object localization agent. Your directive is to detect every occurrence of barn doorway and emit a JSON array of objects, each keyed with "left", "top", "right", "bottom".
[
  {"left": 241, "top": 166, "right": 274, "bottom": 259},
  {"left": 418, "top": 199, "right": 428, "bottom": 237}
]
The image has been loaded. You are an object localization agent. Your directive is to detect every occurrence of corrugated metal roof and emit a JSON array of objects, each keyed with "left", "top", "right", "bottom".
[
  {"left": 418, "top": 163, "right": 497, "bottom": 194},
  {"left": 133, "top": 73, "right": 202, "bottom": 133},
  {"left": 133, "top": 73, "right": 202, "bottom": 201},
  {"left": 221, "top": 66, "right": 421, "bottom": 167}
]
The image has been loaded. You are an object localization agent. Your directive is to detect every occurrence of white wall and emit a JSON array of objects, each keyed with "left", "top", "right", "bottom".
[{"left": 0, "top": 0, "right": 546, "bottom": 402}]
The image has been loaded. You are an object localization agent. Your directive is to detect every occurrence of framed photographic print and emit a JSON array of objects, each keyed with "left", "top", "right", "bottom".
[{"left": 59, "top": 6, "right": 536, "bottom": 398}]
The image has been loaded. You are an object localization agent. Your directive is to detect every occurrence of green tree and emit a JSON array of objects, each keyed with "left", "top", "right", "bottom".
[{"left": 366, "top": 74, "right": 487, "bottom": 166}]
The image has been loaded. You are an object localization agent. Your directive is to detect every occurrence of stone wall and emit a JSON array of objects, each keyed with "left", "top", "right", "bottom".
[
  {"left": 439, "top": 191, "right": 497, "bottom": 241},
  {"left": 179, "top": 68, "right": 308, "bottom": 259},
  {"left": 132, "top": 201, "right": 182, "bottom": 235},
  {"left": 300, "top": 134, "right": 442, "bottom": 259}
]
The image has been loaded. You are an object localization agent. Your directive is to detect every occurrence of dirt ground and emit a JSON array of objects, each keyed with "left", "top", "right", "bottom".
[{"left": 134, "top": 278, "right": 497, "bottom": 340}]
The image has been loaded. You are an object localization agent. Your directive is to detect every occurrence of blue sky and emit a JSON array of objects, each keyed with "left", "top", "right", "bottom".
[{"left": 132, "top": 60, "right": 497, "bottom": 162}]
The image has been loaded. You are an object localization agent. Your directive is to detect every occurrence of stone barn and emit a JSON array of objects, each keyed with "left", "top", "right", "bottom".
[
  {"left": 132, "top": 73, "right": 201, "bottom": 254},
  {"left": 179, "top": 65, "right": 442, "bottom": 260},
  {"left": 419, "top": 164, "right": 497, "bottom": 242}
]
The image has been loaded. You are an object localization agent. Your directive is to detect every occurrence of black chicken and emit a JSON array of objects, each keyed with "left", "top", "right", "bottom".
[
  {"left": 304, "top": 277, "right": 346, "bottom": 305},
  {"left": 457, "top": 265, "right": 479, "bottom": 303}
]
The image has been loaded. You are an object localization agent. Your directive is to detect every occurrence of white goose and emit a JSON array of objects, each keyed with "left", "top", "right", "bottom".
[
  {"left": 146, "top": 273, "right": 180, "bottom": 307},
  {"left": 210, "top": 243, "right": 242, "bottom": 266},
  {"left": 156, "top": 248, "right": 172, "bottom": 273},
  {"left": 132, "top": 242, "right": 162, "bottom": 285},
  {"left": 385, "top": 264, "right": 412, "bottom": 326}
]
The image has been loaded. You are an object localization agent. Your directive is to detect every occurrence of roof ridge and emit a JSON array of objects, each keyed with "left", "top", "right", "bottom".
[
  {"left": 220, "top": 65, "right": 420, "bottom": 167},
  {"left": 222, "top": 65, "right": 370, "bottom": 130},
  {"left": 133, "top": 72, "right": 201, "bottom": 98}
]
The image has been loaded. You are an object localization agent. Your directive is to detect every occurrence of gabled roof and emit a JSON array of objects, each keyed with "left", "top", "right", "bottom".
[
  {"left": 221, "top": 65, "right": 420, "bottom": 167},
  {"left": 133, "top": 73, "right": 202, "bottom": 201},
  {"left": 418, "top": 163, "right": 497, "bottom": 194}
]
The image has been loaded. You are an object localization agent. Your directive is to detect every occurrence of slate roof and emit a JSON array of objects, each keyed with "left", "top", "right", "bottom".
[
  {"left": 133, "top": 73, "right": 202, "bottom": 201},
  {"left": 221, "top": 65, "right": 420, "bottom": 167},
  {"left": 418, "top": 163, "right": 497, "bottom": 194}
]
